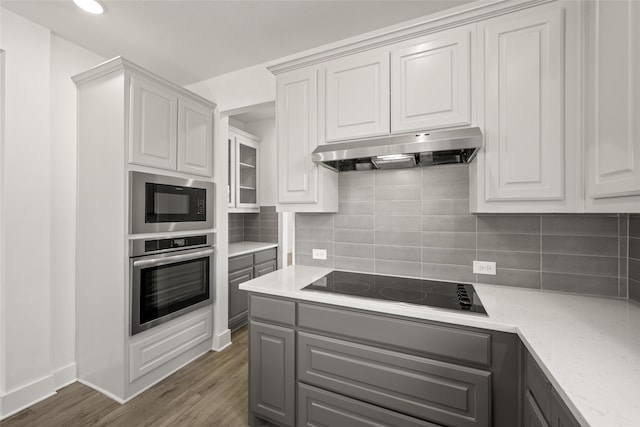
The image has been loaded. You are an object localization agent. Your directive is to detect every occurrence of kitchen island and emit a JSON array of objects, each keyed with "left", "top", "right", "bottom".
[{"left": 240, "top": 265, "right": 640, "bottom": 427}]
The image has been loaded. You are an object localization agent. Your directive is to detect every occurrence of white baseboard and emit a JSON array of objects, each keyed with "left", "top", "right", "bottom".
[
  {"left": 53, "top": 363, "right": 76, "bottom": 390},
  {"left": 212, "top": 328, "right": 231, "bottom": 351},
  {"left": 76, "top": 379, "right": 126, "bottom": 404},
  {"left": 0, "top": 375, "right": 55, "bottom": 420}
]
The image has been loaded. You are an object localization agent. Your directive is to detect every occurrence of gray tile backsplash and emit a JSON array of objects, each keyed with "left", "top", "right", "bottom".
[
  {"left": 628, "top": 215, "right": 640, "bottom": 302},
  {"left": 228, "top": 206, "right": 278, "bottom": 244},
  {"left": 296, "top": 165, "right": 631, "bottom": 298}
]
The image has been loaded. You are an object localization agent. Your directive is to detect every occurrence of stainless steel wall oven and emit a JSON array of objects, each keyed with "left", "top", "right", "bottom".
[
  {"left": 130, "top": 171, "right": 214, "bottom": 234},
  {"left": 130, "top": 233, "right": 214, "bottom": 335}
]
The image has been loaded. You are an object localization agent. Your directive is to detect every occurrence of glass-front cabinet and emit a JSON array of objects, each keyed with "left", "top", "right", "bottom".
[{"left": 228, "top": 126, "right": 260, "bottom": 212}]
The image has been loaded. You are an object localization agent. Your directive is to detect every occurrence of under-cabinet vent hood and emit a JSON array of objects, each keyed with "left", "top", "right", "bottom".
[{"left": 311, "top": 127, "right": 483, "bottom": 172}]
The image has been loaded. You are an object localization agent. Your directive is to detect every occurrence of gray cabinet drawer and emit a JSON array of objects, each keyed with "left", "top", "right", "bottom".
[
  {"left": 524, "top": 390, "right": 550, "bottom": 427},
  {"left": 229, "top": 253, "right": 253, "bottom": 271},
  {"left": 250, "top": 295, "right": 295, "bottom": 326},
  {"left": 298, "top": 331, "right": 491, "bottom": 427},
  {"left": 298, "top": 303, "right": 491, "bottom": 365},
  {"left": 526, "top": 353, "right": 550, "bottom": 420},
  {"left": 298, "top": 383, "right": 439, "bottom": 427},
  {"left": 255, "top": 260, "right": 277, "bottom": 277},
  {"left": 254, "top": 248, "right": 277, "bottom": 264}
]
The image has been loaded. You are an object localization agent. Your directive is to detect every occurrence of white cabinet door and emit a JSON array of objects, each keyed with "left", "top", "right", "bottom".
[
  {"left": 391, "top": 25, "right": 473, "bottom": 133},
  {"left": 323, "top": 49, "right": 390, "bottom": 142},
  {"left": 177, "top": 98, "right": 213, "bottom": 177},
  {"left": 585, "top": 0, "right": 640, "bottom": 209},
  {"left": 235, "top": 132, "right": 260, "bottom": 210},
  {"left": 277, "top": 68, "right": 319, "bottom": 204},
  {"left": 481, "top": 7, "right": 564, "bottom": 202},
  {"left": 129, "top": 76, "right": 178, "bottom": 170}
]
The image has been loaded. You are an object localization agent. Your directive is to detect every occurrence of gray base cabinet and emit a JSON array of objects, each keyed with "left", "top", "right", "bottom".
[
  {"left": 524, "top": 352, "right": 580, "bottom": 427},
  {"left": 248, "top": 294, "right": 521, "bottom": 427},
  {"left": 228, "top": 248, "right": 277, "bottom": 331},
  {"left": 249, "top": 320, "right": 295, "bottom": 426}
]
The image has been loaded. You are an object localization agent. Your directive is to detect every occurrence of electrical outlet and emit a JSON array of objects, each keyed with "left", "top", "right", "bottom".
[
  {"left": 473, "top": 260, "right": 496, "bottom": 275},
  {"left": 312, "top": 249, "right": 327, "bottom": 260}
]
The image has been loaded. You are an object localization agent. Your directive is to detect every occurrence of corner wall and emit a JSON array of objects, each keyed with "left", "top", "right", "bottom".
[{"left": 0, "top": 7, "right": 105, "bottom": 418}]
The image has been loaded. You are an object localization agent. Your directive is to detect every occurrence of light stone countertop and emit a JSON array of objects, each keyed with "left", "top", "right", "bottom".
[
  {"left": 239, "top": 265, "right": 640, "bottom": 427},
  {"left": 228, "top": 241, "right": 278, "bottom": 258}
]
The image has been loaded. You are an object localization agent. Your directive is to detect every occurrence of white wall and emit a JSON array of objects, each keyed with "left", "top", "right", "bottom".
[
  {"left": 0, "top": 7, "right": 105, "bottom": 417},
  {"left": 49, "top": 35, "right": 105, "bottom": 390},
  {"left": 245, "top": 118, "right": 277, "bottom": 206}
]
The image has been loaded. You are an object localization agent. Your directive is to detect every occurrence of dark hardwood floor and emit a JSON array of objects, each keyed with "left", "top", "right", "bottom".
[{"left": 0, "top": 326, "right": 248, "bottom": 427}]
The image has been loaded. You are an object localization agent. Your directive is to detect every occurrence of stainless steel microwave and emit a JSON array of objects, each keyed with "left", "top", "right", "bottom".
[{"left": 130, "top": 171, "right": 214, "bottom": 234}]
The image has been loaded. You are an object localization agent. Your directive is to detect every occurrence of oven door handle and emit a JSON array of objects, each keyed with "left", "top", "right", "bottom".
[{"left": 133, "top": 248, "right": 214, "bottom": 268}]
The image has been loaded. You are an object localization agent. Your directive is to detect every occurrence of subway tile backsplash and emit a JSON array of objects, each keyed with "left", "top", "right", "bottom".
[{"left": 296, "top": 165, "right": 630, "bottom": 298}]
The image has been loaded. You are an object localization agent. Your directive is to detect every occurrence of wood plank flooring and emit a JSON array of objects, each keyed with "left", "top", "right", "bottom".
[{"left": 0, "top": 326, "right": 248, "bottom": 427}]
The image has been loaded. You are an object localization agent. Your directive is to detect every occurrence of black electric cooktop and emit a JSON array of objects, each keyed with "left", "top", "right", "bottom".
[{"left": 301, "top": 271, "right": 487, "bottom": 315}]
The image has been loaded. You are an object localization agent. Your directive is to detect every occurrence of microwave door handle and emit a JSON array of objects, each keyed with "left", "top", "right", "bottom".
[{"left": 133, "top": 248, "right": 215, "bottom": 268}]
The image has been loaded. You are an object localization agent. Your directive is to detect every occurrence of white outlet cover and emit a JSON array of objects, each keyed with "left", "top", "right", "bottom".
[
  {"left": 473, "top": 260, "right": 496, "bottom": 275},
  {"left": 312, "top": 249, "right": 327, "bottom": 260}
]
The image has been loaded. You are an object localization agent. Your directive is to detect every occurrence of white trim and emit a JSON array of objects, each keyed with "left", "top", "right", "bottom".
[
  {"left": 0, "top": 375, "right": 55, "bottom": 419},
  {"left": 76, "top": 379, "right": 126, "bottom": 405},
  {"left": 212, "top": 329, "right": 231, "bottom": 351},
  {"left": 268, "top": 0, "right": 553, "bottom": 74},
  {"left": 53, "top": 363, "right": 76, "bottom": 390}
]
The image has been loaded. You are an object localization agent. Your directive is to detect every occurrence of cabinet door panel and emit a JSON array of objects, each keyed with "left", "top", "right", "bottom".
[
  {"left": 549, "top": 389, "right": 580, "bottom": 427},
  {"left": 586, "top": 0, "right": 640, "bottom": 199},
  {"left": 482, "top": 8, "right": 564, "bottom": 201},
  {"left": 177, "top": 98, "right": 213, "bottom": 177},
  {"left": 524, "top": 391, "right": 550, "bottom": 427},
  {"left": 254, "top": 260, "right": 276, "bottom": 277},
  {"left": 130, "top": 76, "right": 178, "bottom": 170},
  {"left": 236, "top": 137, "right": 259, "bottom": 209},
  {"left": 228, "top": 266, "right": 253, "bottom": 321},
  {"left": 277, "top": 68, "right": 319, "bottom": 204},
  {"left": 324, "top": 49, "right": 390, "bottom": 141},
  {"left": 249, "top": 321, "right": 295, "bottom": 426},
  {"left": 392, "top": 26, "right": 472, "bottom": 133}
]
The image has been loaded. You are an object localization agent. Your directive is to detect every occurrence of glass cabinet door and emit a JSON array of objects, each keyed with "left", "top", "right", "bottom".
[{"left": 228, "top": 126, "right": 260, "bottom": 211}]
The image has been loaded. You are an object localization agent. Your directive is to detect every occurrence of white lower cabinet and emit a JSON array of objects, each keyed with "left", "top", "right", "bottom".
[
  {"left": 585, "top": 0, "right": 640, "bottom": 211},
  {"left": 471, "top": 1, "right": 582, "bottom": 213},
  {"left": 129, "top": 309, "right": 212, "bottom": 382},
  {"left": 276, "top": 67, "right": 338, "bottom": 212}
]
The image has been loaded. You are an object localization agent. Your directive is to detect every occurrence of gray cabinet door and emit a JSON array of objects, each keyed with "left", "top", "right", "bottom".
[
  {"left": 255, "top": 260, "right": 277, "bottom": 277},
  {"left": 298, "top": 331, "right": 491, "bottom": 427},
  {"left": 549, "top": 389, "right": 580, "bottom": 427},
  {"left": 524, "top": 391, "right": 550, "bottom": 427},
  {"left": 249, "top": 320, "right": 295, "bottom": 427},
  {"left": 298, "top": 383, "right": 440, "bottom": 427},
  {"left": 228, "top": 266, "right": 253, "bottom": 330}
]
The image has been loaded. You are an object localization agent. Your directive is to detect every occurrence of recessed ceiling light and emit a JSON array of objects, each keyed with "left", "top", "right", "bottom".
[{"left": 73, "top": 0, "right": 104, "bottom": 14}]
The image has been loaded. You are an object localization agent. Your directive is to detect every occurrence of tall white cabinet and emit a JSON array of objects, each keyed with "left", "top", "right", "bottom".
[
  {"left": 73, "top": 57, "right": 216, "bottom": 403},
  {"left": 470, "top": 1, "right": 581, "bottom": 212},
  {"left": 585, "top": 0, "right": 640, "bottom": 211},
  {"left": 276, "top": 67, "right": 338, "bottom": 212}
]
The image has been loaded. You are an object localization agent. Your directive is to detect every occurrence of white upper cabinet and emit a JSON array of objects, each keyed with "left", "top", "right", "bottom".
[
  {"left": 471, "top": 2, "right": 581, "bottom": 212},
  {"left": 277, "top": 67, "right": 338, "bottom": 212},
  {"left": 322, "top": 49, "right": 390, "bottom": 142},
  {"left": 129, "top": 74, "right": 214, "bottom": 177},
  {"left": 585, "top": 0, "right": 640, "bottom": 211},
  {"left": 177, "top": 98, "right": 213, "bottom": 177},
  {"left": 130, "top": 76, "right": 178, "bottom": 170},
  {"left": 391, "top": 25, "right": 473, "bottom": 133},
  {"left": 229, "top": 126, "right": 260, "bottom": 212}
]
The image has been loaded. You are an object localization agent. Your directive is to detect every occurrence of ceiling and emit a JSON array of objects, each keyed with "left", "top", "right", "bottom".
[{"left": 1, "top": 0, "right": 472, "bottom": 86}]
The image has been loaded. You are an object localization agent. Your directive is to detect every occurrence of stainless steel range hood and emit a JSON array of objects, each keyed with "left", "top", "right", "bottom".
[{"left": 311, "top": 127, "right": 482, "bottom": 172}]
